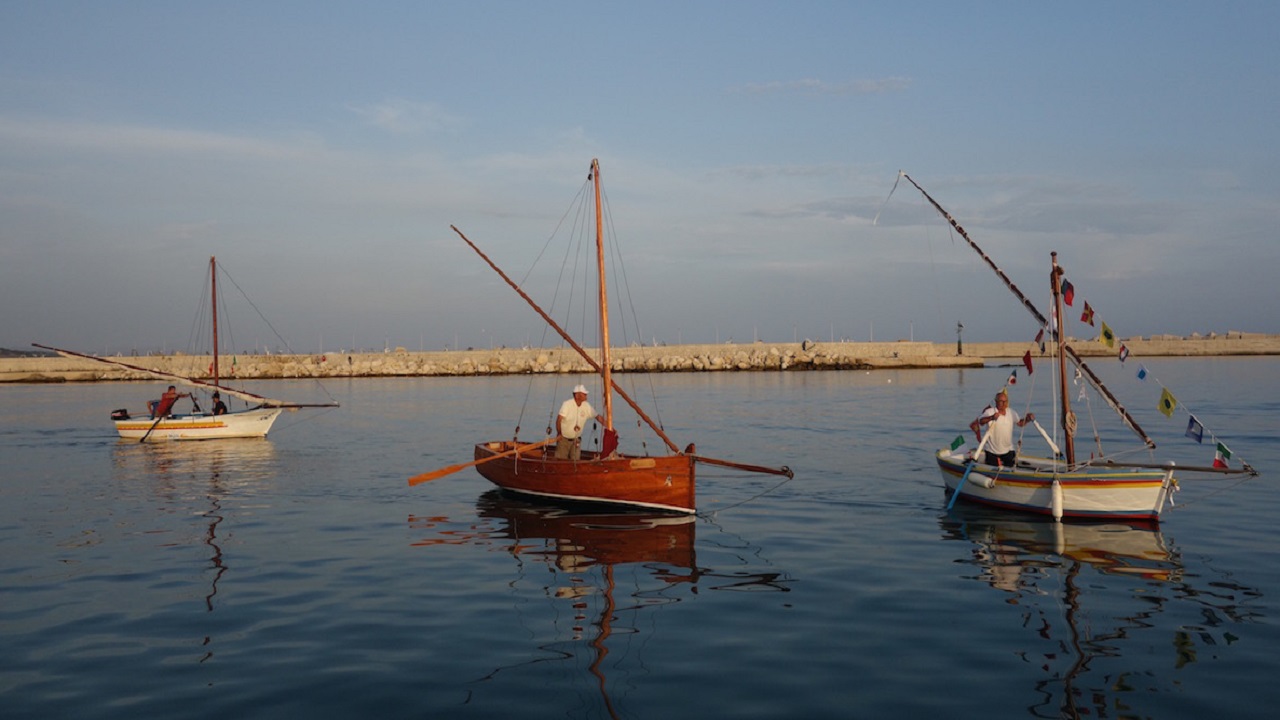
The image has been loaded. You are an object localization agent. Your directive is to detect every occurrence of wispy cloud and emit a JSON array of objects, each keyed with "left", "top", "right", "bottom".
[
  {"left": 0, "top": 116, "right": 306, "bottom": 159},
  {"left": 732, "top": 76, "right": 911, "bottom": 95},
  {"left": 348, "top": 99, "right": 462, "bottom": 134}
]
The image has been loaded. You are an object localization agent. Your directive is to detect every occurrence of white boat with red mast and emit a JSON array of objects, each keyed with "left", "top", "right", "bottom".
[{"left": 36, "top": 256, "right": 337, "bottom": 441}]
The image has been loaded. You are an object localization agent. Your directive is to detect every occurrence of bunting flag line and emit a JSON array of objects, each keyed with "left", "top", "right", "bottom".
[
  {"left": 950, "top": 435, "right": 965, "bottom": 451},
  {"left": 1158, "top": 387, "right": 1177, "bottom": 417},
  {"left": 1100, "top": 321, "right": 1115, "bottom": 348},
  {"left": 1214, "top": 442, "right": 1232, "bottom": 468},
  {"left": 1128, "top": 363, "right": 1251, "bottom": 474},
  {"left": 1081, "top": 301, "right": 1095, "bottom": 326},
  {"left": 1118, "top": 344, "right": 1130, "bottom": 362},
  {"left": 1062, "top": 280, "right": 1075, "bottom": 306},
  {"left": 1022, "top": 350, "right": 1034, "bottom": 374},
  {"left": 1007, "top": 369, "right": 1017, "bottom": 385},
  {"left": 1185, "top": 415, "right": 1204, "bottom": 443}
]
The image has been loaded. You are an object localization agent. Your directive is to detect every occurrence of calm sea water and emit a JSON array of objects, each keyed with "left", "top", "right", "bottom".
[{"left": 3, "top": 359, "right": 1278, "bottom": 719}]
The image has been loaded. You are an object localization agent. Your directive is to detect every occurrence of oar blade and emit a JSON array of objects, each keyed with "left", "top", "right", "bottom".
[{"left": 408, "top": 463, "right": 471, "bottom": 486}]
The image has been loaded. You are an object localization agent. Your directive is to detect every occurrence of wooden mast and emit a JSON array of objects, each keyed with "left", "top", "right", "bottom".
[
  {"left": 591, "top": 159, "right": 614, "bottom": 430},
  {"left": 451, "top": 225, "right": 683, "bottom": 454},
  {"left": 210, "top": 256, "right": 220, "bottom": 389},
  {"left": 1051, "top": 252, "right": 1077, "bottom": 466}
]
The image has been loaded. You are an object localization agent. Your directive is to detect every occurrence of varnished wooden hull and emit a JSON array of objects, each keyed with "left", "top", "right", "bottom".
[{"left": 474, "top": 441, "right": 696, "bottom": 514}]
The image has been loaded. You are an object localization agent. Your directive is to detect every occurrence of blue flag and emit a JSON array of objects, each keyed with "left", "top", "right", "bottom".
[
  {"left": 1136, "top": 365, "right": 1148, "bottom": 381},
  {"left": 1185, "top": 415, "right": 1204, "bottom": 444}
]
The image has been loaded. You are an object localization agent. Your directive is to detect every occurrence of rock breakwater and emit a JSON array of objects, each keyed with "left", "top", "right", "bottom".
[{"left": 4, "top": 333, "right": 1277, "bottom": 384}]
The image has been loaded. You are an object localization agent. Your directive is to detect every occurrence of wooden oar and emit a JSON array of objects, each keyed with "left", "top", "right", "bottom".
[
  {"left": 408, "top": 439, "right": 554, "bottom": 486},
  {"left": 948, "top": 425, "right": 993, "bottom": 510},
  {"left": 1030, "top": 419, "right": 1061, "bottom": 457},
  {"left": 139, "top": 415, "right": 165, "bottom": 443}
]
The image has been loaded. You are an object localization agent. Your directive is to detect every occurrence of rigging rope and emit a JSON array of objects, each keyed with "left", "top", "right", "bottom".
[
  {"left": 699, "top": 471, "right": 797, "bottom": 518},
  {"left": 501, "top": 170, "right": 671, "bottom": 453}
]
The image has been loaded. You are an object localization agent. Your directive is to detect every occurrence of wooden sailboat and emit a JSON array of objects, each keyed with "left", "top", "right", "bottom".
[
  {"left": 412, "top": 159, "right": 792, "bottom": 513},
  {"left": 36, "top": 256, "right": 337, "bottom": 441},
  {"left": 897, "top": 172, "right": 1256, "bottom": 521}
]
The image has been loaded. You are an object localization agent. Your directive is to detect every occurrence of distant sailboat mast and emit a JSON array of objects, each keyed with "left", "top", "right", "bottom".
[{"left": 211, "top": 256, "right": 220, "bottom": 389}]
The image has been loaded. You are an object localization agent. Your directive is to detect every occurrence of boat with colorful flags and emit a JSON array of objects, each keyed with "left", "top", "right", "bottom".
[{"left": 894, "top": 172, "right": 1258, "bottom": 521}]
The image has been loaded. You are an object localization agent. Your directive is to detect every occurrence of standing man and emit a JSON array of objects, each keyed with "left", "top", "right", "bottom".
[
  {"left": 555, "top": 384, "right": 604, "bottom": 460},
  {"left": 970, "top": 389, "right": 1035, "bottom": 467}
]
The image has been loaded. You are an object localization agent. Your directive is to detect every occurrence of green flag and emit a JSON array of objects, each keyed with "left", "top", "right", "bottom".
[{"left": 950, "top": 435, "right": 965, "bottom": 451}]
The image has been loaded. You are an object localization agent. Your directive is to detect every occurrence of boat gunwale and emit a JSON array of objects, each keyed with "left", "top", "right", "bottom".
[{"left": 935, "top": 449, "right": 1171, "bottom": 483}]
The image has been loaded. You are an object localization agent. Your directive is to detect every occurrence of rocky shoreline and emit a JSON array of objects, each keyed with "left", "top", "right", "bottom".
[{"left": 3, "top": 333, "right": 1276, "bottom": 384}]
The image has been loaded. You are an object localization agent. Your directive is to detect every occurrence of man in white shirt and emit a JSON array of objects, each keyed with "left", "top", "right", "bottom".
[
  {"left": 555, "top": 384, "right": 604, "bottom": 460},
  {"left": 970, "top": 390, "right": 1035, "bottom": 467}
]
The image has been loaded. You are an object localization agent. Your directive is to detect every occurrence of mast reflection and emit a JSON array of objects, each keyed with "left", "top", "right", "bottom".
[
  {"left": 409, "top": 490, "right": 791, "bottom": 718},
  {"left": 941, "top": 506, "right": 1261, "bottom": 719}
]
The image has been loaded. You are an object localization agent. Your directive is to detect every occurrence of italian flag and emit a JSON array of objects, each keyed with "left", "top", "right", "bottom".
[{"left": 1214, "top": 442, "right": 1232, "bottom": 469}]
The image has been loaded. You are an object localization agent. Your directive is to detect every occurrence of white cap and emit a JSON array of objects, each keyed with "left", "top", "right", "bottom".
[{"left": 573, "top": 384, "right": 588, "bottom": 395}]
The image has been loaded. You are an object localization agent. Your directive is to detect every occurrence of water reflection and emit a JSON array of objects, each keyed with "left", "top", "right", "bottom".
[
  {"left": 408, "top": 491, "right": 791, "bottom": 718},
  {"left": 111, "top": 437, "right": 278, "bottom": 488},
  {"left": 110, "top": 439, "right": 277, "bottom": 663},
  {"left": 940, "top": 507, "right": 1262, "bottom": 719}
]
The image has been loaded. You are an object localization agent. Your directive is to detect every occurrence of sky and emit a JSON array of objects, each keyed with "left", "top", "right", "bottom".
[{"left": 3, "top": 1, "right": 1278, "bottom": 355}]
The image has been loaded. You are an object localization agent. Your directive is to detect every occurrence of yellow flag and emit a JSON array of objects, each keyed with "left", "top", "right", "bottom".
[
  {"left": 1100, "top": 321, "right": 1115, "bottom": 348},
  {"left": 1158, "top": 387, "right": 1177, "bottom": 417}
]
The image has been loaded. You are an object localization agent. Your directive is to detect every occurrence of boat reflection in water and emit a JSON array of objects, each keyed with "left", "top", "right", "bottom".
[
  {"left": 410, "top": 491, "right": 790, "bottom": 719},
  {"left": 941, "top": 507, "right": 1260, "bottom": 718},
  {"left": 112, "top": 439, "right": 278, "bottom": 662}
]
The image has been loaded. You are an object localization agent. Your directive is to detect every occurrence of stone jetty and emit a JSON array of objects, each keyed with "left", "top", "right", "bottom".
[{"left": 3, "top": 332, "right": 1277, "bottom": 384}]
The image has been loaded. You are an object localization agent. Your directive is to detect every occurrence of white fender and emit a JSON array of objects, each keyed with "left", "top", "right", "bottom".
[
  {"left": 1051, "top": 479, "right": 1064, "bottom": 522},
  {"left": 969, "top": 472, "right": 997, "bottom": 489}
]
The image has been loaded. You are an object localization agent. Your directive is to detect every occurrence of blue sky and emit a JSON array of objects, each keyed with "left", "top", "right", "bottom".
[{"left": 3, "top": 1, "right": 1278, "bottom": 354}]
